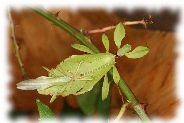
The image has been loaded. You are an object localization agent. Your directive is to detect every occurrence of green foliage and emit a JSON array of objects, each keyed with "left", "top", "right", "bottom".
[
  {"left": 97, "top": 82, "right": 111, "bottom": 118},
  {"left": 117, "top": 44, "right": 132, "bottom": 57},
  {"left": 36, "top": 99, "right": 54, "bottom": 119},
  {"left": 102, "top": 34, "right": 110, "bottom": 52},
  {"left": 76, "top": 82, "right": 101, "bottom": 115},
  {"left": 77, "top": 81, "right": 111, "bottom": 117},
  {"left": 125, "top": 46, "right": 150, "bottom": 59},
  {"left": 113, "top": 66, "right": 120, "bottom": 84},
  {"left": 114, "top": 23, "right": 125, "bottom": 49},
  {"left": 71, "top": 43, "right": 95, "bottom": 54},
  {"left": 102, "top": 74, "right": 110, "bottom": 100}
]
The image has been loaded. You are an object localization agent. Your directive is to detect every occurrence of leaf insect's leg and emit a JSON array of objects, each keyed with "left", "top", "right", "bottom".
[
  {"left": 74, "top": 61, "right": 84, "bottom": 76},
  {"left": 57, "top": 65, "right": 73, "bottom": 78},
  {"left": 42, "top": 66, "right": 51, "bottom": 72},
  {"left": 49, "top": 85, "right": 67, "bottom": 103},
  {"left": 43, "top": 66, "right": 66, "bottom": 77},
  {"left": 50, "top": 94, "right": 57, "bottom": 103},
  {"left": 76, "top": 78, "right": 93, "bottom": 81}
]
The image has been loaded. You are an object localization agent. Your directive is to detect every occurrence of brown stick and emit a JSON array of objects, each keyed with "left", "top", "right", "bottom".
[
  {"left": 83, "top": 19, "right": 148, "bottom": 35},
  {"left": 9, "top": 10, "right": 28, "bottom": 79}
]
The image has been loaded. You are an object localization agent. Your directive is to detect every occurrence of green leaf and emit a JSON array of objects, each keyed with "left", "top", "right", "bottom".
[
  {"left": 102, "top": 74, "right": 110, "bottom": 100},
  {"left": 76, "top": 82, "right": 101, "bottom": 115},
  {"left": 36, "top": 99, "right": 54, "bottom": 120},
  {"left": 113, "top": 66, "right": 120, "bottom": 84},
  {"left": 125, "top": 46, "right": 150, "bottom": 59},
  {"left": 97, "top": 83, "right": 111, "bottom": 118},
  {"left": 117, "top": 44, "right": 132, "bottom": 57},
  {"left": 77, "top": 81, "right": 111, "bottom": 117},
  {"left": 102, "top": 34, "right": 109, "bottom": 52},
  {"left": 114, "top": 23, "right": 125, "bottom": 49},
  {"left": 71, "top": 43, "right": 94, "bottom": 54}
]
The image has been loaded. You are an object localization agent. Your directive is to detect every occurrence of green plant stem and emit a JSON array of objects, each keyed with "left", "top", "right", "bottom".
[
  {"left": 32, "top": 8, "right": 99, "bottom": 53},
  {"left": 32, "top": 8, "right": 151, "bottom": 123},
  {"left": 119, "top": 79, "right": 150, "bottom": 122}
]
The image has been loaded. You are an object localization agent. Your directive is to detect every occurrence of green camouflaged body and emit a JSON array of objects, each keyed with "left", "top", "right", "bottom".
[{"left": 37, "top": 53, "right": 115, "bottom": 97}]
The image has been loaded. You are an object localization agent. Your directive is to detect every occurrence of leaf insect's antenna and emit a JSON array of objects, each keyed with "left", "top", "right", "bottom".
[{"left": 16, "top": 76, "right": 71, "bottom": 90}]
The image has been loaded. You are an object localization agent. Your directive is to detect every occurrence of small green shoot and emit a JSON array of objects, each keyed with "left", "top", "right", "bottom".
[
  {"left": 102, "top": 34, "right": 110, "bottom": 52},
  {"left": 114, "top": 22, "right": 125, "bottom": 49},
  {"left": 71, "top": 43, "right": 95, "bottom": 54},
  {"left": 117, "top": 44, "right": 132, "bottom": 57},
  {"left": 113, "top": 66, "right": 120, "bottom": 84},
  {"left": 36, "top": 99, "right": 54, "bottom": 120},
  {"left": 125, "top": 46, "right": 150, "bottom": 59},
  {"left": 102, "top": 74, "right": 110, "bottom": 100}
]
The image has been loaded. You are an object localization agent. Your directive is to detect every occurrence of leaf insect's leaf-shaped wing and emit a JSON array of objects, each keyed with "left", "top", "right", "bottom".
[
  {"left": 114, "top": 22, "right": 125, "bottom": 49},
  {"left": 16, "top": 76, "right": 71, "bottom": 90},
  {"left": 117, "top": 44, "right": 132, "bottom": 57},
  {"left": 102, "top": 34, "right": 109, "bottom": 52},
  {"left": 113, "top": 66, "right": 120, "bottom": 84},
  {"left": 125, "top": 46, "right": 150, "bottom": 59},
  {"left": 102, "top": 74, "right": 110, "bottom": 100},
  {"left": 36, "top": 99, "right": 55, "bottom": 119},
  {"left": 71, "top": 43, "right": 95, "bottom": 54}
]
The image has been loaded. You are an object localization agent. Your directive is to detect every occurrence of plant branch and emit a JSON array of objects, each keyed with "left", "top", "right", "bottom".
[
  {"left": 9, "top": 10, "right": 27, "bottom": 79},
  {"left": 83, "top": 19, "right": 147, "bottom": 35},
  {"left": 32, "top": 8, "right": 151, "bottom": 123}
]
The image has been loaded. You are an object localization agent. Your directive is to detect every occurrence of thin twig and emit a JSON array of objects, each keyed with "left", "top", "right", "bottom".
[
  {"left": 9, "top": 10, "right": 27, "bottom": 79},
  {"left": 114, "top": 103, "right": 129, "bottom": 122},
  {"left": 82, "top": 19, "right": 148, "bottom": 35}
]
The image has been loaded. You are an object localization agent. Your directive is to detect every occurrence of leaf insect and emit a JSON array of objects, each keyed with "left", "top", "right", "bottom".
[
  {"left": 17, "top": 22, "right": 149, "bottom": 103},
  {"left": 17, "top": 53, "right": 116, "bottom": 103}
]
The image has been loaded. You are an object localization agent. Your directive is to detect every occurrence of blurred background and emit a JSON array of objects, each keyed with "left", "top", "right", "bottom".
[{"left": 8, "top": 8, "right": 179, "bottom": 120}]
